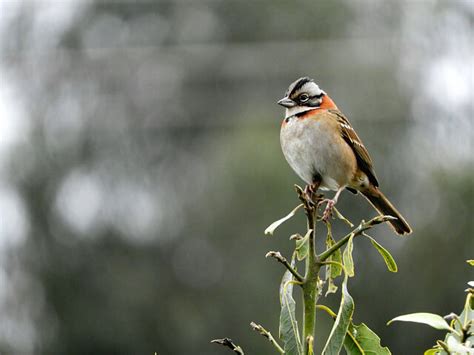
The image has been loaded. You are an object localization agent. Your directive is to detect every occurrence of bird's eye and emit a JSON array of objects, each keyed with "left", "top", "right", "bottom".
[{"left": 299, "top": 94, "right": 309, "bottom": 102}]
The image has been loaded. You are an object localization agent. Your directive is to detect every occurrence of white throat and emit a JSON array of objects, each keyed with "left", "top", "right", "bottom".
[{"left": 285, "top": 106, "right": 315, "bottom": 119}]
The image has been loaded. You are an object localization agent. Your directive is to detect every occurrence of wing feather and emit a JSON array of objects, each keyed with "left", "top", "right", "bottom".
[{"left": 329, "top": 109, "right": 379, "bottom": 187}]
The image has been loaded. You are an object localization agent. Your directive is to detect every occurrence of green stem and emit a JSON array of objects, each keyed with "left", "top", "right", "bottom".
[
  {"left": 318, "top": 215, "right": 394, "bottom": 262},
  {"left": 299, "top": 192, "right": 321, "bottom": 355},
  {"left": 302, "top": 269, "right": 319, "bottom": 354},
  {"left": 318, "top": 232, "right": 354, "bottom": 262},
  {"left": 316, "top": 304, "right": 337, "bottom": 319},
  {"left": 294, "top": 188, "right": 393, "bottom": 354}
]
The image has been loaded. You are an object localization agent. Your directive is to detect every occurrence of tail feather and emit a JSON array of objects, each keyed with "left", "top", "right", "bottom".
[{"left": 362, "top": 186, "right": 412, "bottom": 236}]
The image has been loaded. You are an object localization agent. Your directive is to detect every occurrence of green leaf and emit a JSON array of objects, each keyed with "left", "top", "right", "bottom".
[
  {"left": 333, "top": 207, "right": 354, "bottom": 227},
  {"left": 325, "top": 225, "right": 342, "bottom": 295},
  {"left": 322, "top": 273, "right": 355, "bottom": 355},
  {"left": 265, "top": 204, "right": 303, "bottom": 235},
  {"left": 387, "top": 313, "right": 454, "bottom": 331},
  {"left": 326, "top": 226, "right": 343, "bottom": 279},
  {"left": 279, "top": 256, "right": 303, "bottom": 355},
  {"left": 452, "top": 292, "right": 474, "bottom": 344},
  {"left": 295, "top": 230, "right": 311, "bottom": 261},
  {"left": 425, "top": 290, "right": 473, "bottom": 353},
  {"left": 467, "top": 260, "right": 474, "bottom": 266},
  {"left": 342, "top": 234, "right": 355, "bottom": 277},
  {"left": 444, "top": 334, "right": 473, "bottom": 352},
  {"left": 459, "top": 297, "right": 474, "bottom": 331},
  {"left": 424, "top": 347, "right": 446, "bottom": 355},
  {"left": 365, "top": 235, "right": 398, "bottom": 273},
  {"left": 344, "top": 323, "right": 391, "bottom": 355},
  {"left": 326, "top": 277, "right": 338, "bottom": 297}
]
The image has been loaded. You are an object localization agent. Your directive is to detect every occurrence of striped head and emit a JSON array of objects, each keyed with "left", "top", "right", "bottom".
[{"left": 278, "top": 77, "right": 335, "bottom": 119}]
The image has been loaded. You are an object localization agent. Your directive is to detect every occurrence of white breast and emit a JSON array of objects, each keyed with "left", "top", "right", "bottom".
[{"left": 280, "top": 116, "right": 347, "bottom": 191}]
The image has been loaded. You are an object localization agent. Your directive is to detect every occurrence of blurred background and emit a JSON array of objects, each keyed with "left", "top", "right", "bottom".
[{"left": 0, "top": 0, "right": 472, "bottom": 354}]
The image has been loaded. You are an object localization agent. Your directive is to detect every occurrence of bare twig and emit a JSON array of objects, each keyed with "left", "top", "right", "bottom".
[
  {"left": 211, "top": 338, "right": 245, "bottom": 354},
  {"left": 250, "top": 322, "right": 285, "bottom": 354},
  {"left": 265, "top": 251, "right": 304, "bottom": 282}
]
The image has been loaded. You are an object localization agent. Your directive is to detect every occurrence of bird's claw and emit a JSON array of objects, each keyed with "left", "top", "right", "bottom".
[
  {"left": 304, "top": 184, "right": 318, "bottom": 207},
  {"left": 318, "top": 199, "right": 336, "bottom": 222}
]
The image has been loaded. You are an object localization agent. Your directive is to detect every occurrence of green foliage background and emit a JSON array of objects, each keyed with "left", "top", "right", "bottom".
[{"left": 0, "top": 0, "right": 472, "bottom": 354}]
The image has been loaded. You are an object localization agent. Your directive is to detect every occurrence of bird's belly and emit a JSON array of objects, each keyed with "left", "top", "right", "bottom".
[{"left": 280, "top": 117, "right": 353, "bottom": 191}]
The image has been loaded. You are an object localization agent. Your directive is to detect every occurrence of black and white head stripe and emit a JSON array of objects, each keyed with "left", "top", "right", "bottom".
[
  {"left": 286, "top": 77, "right": 325, "bottom": 102},
  {"left": 288, "top": 77, "right": 312, "bottom": 95},
  {"left": 280, "top": 77, "right": 327, "bottom": 119},
  {"left": 285, "top": 77, "right": 309, "bottom": 96}
]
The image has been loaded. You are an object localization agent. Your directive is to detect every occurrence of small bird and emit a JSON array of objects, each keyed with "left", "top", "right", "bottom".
[{"left": 278, "top": 77, "right": 412, "bottom": 235}]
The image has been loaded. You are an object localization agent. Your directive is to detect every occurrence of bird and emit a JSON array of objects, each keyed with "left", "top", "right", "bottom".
[{"left": 278, "top": 77, "right": 412, "bottom": 235}]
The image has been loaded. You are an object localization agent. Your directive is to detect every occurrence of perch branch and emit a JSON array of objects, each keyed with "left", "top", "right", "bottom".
[
  {"left": 295, "top": 184, "right": 322, "bottom": 354},
  {"left": 250, "top": 322, "right": 285, "bottom": 354},
  {"left": 265, "top": 251, "right": 304, "bottom": 282}
]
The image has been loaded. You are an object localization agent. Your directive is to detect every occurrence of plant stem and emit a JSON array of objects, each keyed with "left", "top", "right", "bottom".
[
  {"left": 297, "top": 186, "right": 321, "bottom": 355},
  {"left": 318, "top": 231, "right": 354, "bottom": 262},
  {"left": 302, "top": 268, "right": 319, "bottom": 354},
  {"left": 211, "top": 338, "right": 245, "bottom": 354},
  {"left": 318, "top": 215, "right": 395, "bottom": 262},
  {"left": 250, "top": 322, "right": 285, "bottom": 354},
  {"left": 295, "top": 189, "right": 393, "bottom": 353}
]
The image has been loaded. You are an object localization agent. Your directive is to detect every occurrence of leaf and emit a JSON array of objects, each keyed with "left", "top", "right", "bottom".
[
  {"left": 423, "top": 347, "right": 446, "bottom": 355},
  {"left": 467, "top": 260, "right": 474, "bottom": 266},
  {"left": 322, "top": 273, "right": 355, "bottom": 355},
  {"left": 333, "top": 207, "right": 354, "bottom": 227},
  {"left": 344, "top": 323, "right": 391, "bottom": 355},
  {"left": 295, "top": 230, "right": 311, "bottom": 261},
  {"left": 342, "top": 234, "right": 355, "bottom": 277},
  {"left": 452, "top": 292, "right": 474, "bottom": 344},
  {"left": 279, "top": 256, "right": 303, "bottom": 355},
  {"left": 444, "top": 333, "right": 474, "bottom": 353},
  {"left": 387, "top": 313, "right": 454, "bottom": 331},
  {"left": 326, "top": 226, "right": 343, "bottom": 279},
  {"left": 326, "top": 277, "right": 338, "bottom": 297},
  {"left": 325, "top": 225, "right": 342, "bottom": 295},
  {"left": 365, "top": 235, "right": 398, "bottom": 273},
  {"left": 459, "top": 295, "right": 474, "bottom": 330},
  {"left": 317, "top": 306, "right": 391, "bottom": 355},
  {"left": 265, "top": 204, "right": 303, "bottom": 235}
]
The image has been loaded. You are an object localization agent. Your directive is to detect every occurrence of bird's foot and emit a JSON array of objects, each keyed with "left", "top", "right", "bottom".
[
  {"left": 318, "top": 199, "right": 336, "bottom": 222},
  {"left": 304, "top": 184, "right": 319, "bottom": 207}
]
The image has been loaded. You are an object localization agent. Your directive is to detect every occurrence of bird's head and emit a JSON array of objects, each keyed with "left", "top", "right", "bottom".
[{"left": 278, "top": 77, "right": 335, "bottom": 118}]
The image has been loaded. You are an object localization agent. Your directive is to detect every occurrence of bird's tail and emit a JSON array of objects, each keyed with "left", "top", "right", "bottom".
[{"left": 362, "top": 186, "right": 412, "bottom": 235}]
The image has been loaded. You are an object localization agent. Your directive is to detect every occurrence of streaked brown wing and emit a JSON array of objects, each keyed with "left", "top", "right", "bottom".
[{"left": 329, "top": 109, "right": 379, "bottom": 187}]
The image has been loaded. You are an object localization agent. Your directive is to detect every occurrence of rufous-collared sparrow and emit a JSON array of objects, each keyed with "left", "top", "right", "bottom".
[{"left": 278, "top": 77, "right": 412, "bottom": 235}]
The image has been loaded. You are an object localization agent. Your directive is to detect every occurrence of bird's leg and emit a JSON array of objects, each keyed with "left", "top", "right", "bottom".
[
  {"left": 303, "top": 185, "right": 315, "bottom": 207},
  {"left": 318, "top": 187, "right": 344, "bottom": 222},
  {"left": 304, "top": 180, "right": 321, "bottom": 207}
]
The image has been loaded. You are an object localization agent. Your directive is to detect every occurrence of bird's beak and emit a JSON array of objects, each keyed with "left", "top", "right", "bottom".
[{"left": 277, "top": 97, "right": 296, "bottom": 108}]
